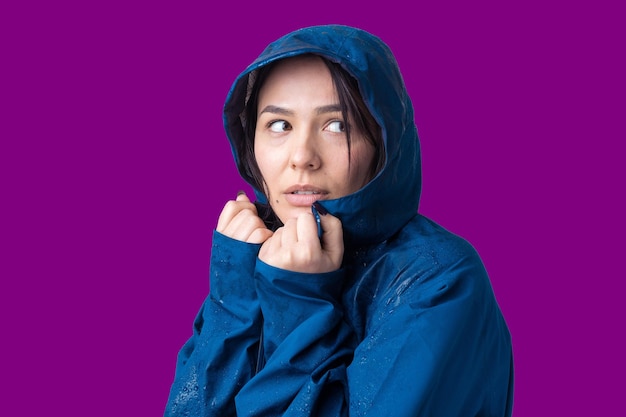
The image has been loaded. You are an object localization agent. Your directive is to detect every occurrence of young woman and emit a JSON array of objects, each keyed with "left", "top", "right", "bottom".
[{"left": 165, "top": 25, "right": 514, "bottom": 416}]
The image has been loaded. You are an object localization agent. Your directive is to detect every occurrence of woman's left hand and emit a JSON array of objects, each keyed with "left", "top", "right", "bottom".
[{"left": 258, "top": 210, "right": 343, "bottom": 273}]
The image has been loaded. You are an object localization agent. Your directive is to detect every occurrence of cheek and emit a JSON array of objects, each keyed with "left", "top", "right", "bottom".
[
  {"left": 349, "top": 143, "right": 376, "bottom": 181},
  {"left": 254, "top": 140, "right": 268, "bottom": 170},
  {"left": 254, "top": 145, "right": 280, "bottom": 186}
]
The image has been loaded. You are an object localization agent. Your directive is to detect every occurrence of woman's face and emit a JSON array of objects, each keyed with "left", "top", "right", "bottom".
[{"left": 254, "top": 56, "right": 376, "bottom": 224}]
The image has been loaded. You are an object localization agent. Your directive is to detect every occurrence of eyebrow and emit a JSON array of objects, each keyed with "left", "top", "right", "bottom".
[
  {"left": 315, "top": 104, "right": 342, "bottom": 115},
  {"left": 258, "top": 104, "right": 342, "bottom": 117}
]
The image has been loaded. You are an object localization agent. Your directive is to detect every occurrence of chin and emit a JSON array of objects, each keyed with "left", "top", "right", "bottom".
[{"left": 278, "top": 207, "right": 310, "bottom": 222}]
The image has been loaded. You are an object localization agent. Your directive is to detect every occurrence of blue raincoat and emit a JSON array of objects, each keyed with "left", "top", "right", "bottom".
[{"left": 165, "top": 25, "right": 514, "bottom": 416}]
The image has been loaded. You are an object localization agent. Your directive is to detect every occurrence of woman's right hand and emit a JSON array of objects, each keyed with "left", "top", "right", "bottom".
[{"left": 216, "top": 191, "right": 274, "bottom": 244}]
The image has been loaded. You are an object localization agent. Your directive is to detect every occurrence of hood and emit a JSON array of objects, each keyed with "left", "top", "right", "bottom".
[{"left": 223, "top": 24, "right": 421, "bottom": 248}]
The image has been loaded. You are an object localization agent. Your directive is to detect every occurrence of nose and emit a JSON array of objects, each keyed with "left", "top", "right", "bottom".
[{"left": 289, "top": 130, "right": 321, "bottom": 170}]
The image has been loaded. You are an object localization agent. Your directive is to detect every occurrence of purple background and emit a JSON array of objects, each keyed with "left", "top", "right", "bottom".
[{"left": 2, "top": 1, "right": 624, "bottom": 415}]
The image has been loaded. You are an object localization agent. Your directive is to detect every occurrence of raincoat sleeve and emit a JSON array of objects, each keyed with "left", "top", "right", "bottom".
[
  {"left": 164, "top": 230, "right": 263, "bottom": 417},
  {"left": 234, "top": 245, "right": 513, "bottom": 417},
  {"left": 234, "top": 259, "right": 355, "bottom": 416}
]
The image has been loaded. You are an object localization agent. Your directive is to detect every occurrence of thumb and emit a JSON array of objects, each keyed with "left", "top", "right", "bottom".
[{"left": 236, "top": 190, "right": 251, "bottom": 202}]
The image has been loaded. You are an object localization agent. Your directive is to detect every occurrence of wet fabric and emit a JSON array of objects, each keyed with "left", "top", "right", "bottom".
[{"left": 165, "top": 24, "right": 514, "bottom": 416}]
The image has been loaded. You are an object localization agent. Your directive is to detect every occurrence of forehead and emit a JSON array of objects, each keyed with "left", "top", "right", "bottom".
[
  {"left": 269, "top": 54, "right": 327, "bottom": 72},
  {"left": 259, "top": 55, "right": 334, "bottom": 97}
]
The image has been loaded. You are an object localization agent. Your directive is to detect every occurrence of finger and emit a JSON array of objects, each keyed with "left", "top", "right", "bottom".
[
  {"left": 221, "top": 208, "right": 256, "bottom": 240},
  {"left": 259, "top": 229, "right": 281, "bottom": 261},
  {"left": 217, "top": 192, "right": 269, "bottom": 242},
  {"left": 217, "top": 193, "right": 257, "bottom": 232},
  {"left": 216, "top": 200, "right": 244, "bottom": 232},
  {"left": 318, "top": 212, "right": 344, "bottom": 262},
  {"left": 248, "top": 227, "right": 273, "bottom": 244},
  {"left": 297, "top": 212, "right": 322, "bottom": 247},
  {"left": 280, "top": 218, "right": 299, "bottom": 247}
]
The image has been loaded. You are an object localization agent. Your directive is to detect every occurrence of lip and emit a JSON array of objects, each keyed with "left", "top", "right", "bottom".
[{"left": 283, "top": 184, "right": 328, "bottom": 206}]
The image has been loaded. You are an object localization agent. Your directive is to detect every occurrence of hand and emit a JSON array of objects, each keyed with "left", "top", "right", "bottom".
[
  {"left": 216, "top": 191, "right": 274, "bottom": 244},
  {"left": 258, "top": 209, "right": 343, "bottom": 273}
]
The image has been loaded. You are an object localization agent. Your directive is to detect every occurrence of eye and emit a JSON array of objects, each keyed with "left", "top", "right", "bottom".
[
  {"left": 326, "top": 120, "right": 345, "bottom": 133},
  {"left": 268, "top": 120, "right": 292, "bottom": 133}
]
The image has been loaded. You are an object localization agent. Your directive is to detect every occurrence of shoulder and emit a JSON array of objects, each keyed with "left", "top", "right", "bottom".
[
  {"left": 385, "top": 214, "right": 487, "bottom": 281},
  {"left": 394, "top": 214, "right": 481, "bottom": 262},
  {"left": 344, "top": 214, "right": 506, "bottom": 343},
  {"left": 372, "top": 214, "right": 495, "bottom": 310}
]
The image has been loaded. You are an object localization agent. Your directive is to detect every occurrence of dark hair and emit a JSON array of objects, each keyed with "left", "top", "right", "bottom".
[{"left": 240, "top": 54, "right": 385, "bottom": 227}]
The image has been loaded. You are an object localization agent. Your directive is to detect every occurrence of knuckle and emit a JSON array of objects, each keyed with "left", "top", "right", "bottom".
[{"left": 223, "top": 199, "right": 238, "bottom": 210}]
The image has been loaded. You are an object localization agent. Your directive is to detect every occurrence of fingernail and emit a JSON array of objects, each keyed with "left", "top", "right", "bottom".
[
  {"left": 237, "top": 190, "right": 245, "bottom": 196},
  {"left": 312, "top": 201, "right": 328, "bottom": 215}
]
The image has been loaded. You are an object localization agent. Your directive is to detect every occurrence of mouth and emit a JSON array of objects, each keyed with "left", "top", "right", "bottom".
[
  {"left": 290, "top": 190, "right": 322, "bottom": 195},
  {"left": 283, "top": 185, "right": 328, "bottom": 206},
  {"left": 284, "top": 185, "right": 328, "bottom": 195}
]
